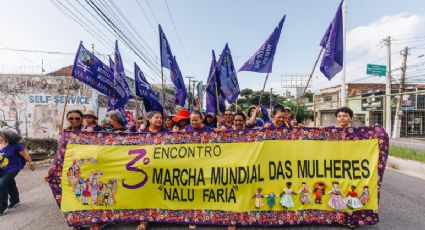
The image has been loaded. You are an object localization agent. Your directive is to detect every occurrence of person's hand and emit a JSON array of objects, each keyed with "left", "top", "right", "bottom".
[
  {"left": 29, "top": 163, "right": 35, "bottom": 171},
  {"left": 44, "top": 169, "right": 52, "bottom": 182},
  {"left": 219, "top": 126, "right": 227, "bottom": 132},
  {"left": 264, "top": 123, "right": 271, "bottom": 129}
]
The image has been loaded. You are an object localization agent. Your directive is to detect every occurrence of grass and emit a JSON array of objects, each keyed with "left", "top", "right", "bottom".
[{"left": 389, "top": 146, "right": 425, "bottom": 164}]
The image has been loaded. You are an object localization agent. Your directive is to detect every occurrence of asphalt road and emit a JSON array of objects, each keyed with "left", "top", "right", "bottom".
[{"left": 0, "top": 165, "right": 424, "bottom": 230}]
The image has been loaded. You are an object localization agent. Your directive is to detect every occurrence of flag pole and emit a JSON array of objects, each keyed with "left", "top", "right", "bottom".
[
  {"left": 60, "top": 76, "right": 72, "bottom": 131},
  {"left": 161, "top": 67, "right": 166, "bottom": 117},
  {"left": 215, "top": 82, "right": 220, "bottom": 115},
  {"left": 135, "top": 96, "right": 140, "bottom": 129},
  {"left": 341, "top": 0, "right": 347, "bottom": 107},
  {"left": 294, "top": 48, "right": 323, "bottom": 119},
  {"left": 258, "top": 72, "right": 270, "bottom": 105}
]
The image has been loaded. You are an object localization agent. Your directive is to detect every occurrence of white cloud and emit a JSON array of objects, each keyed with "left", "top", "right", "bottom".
[
  {"left": 312, "top": 12, "right": 425, "bottom": 92},
  {"left": 347, "top": 13, "right": 423, "bottom": 54}
]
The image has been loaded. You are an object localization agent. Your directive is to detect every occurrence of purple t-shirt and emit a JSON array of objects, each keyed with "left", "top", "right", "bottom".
[
  {"left": 246, "top": 118, "right": 264, "bottom": 128},
  {"left": 0, "top": 143, "right": 25, "bottom": 173},
  {"left": 185, "top": 125, "right": 213, "bottom": 132},
  {"left": 140, "top": 127, "right": 169, "bottom": 133},
  {"left": 265, "top": 121, "right": 292, "bottom": 129}
]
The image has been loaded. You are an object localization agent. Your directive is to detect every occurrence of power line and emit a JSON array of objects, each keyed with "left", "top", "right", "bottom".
[
  {"left": 0, "top": 42, "right": 40, "bottom": 67},
  {"left": 145, "top": 0, "right": 160, "bottom": 25},
  {"left": 0, "top": 47, "right": 74, "bottom": 55},
  {"left": 135, "top": 0, "right": 156, "bottom": 33},
  {"left": 163, "top": 0, "right": 192, "bottom": 75}
]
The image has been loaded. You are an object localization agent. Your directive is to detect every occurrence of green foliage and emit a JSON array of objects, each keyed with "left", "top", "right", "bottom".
[
  {"left": 389, "top": 146, "right": 425, "bottom": 163},
  {"left": 236, "top": 88, "right": 313, "bottom": 123}
]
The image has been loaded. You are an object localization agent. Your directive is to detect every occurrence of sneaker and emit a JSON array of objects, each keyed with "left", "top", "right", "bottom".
[
  {"left": 8, "top": 202, "right": 20, "bottom": 209},
  {"left": 0, "top": 209, "right": 7, "bottom": 216}
]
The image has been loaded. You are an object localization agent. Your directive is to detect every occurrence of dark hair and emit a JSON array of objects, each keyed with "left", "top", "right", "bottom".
[
  {"left": 146, "top": 111, "right": 162, "bottom": 128},
  {"left": 190, "top": 111, "right": 203, "bottom": 120},
  {"left": 286, "top": 182, "right": 292, "bottom": 187},
  {"left": 272, "top": 104, "right": 285, "bottom": 116},
  {"left": 234, "top": 112, "right": 247, "bottom": 121},
  {"left": 203, "top": 114, "right": 217, "bottom": 128},
  {"left": 335, "top": 107, "right": 353, "bottom": 118},
  {"left": 67, "top": 110, "right": 83, "bottom": 118},
  {"left": 147, "top": 111, "right": 162, "bottom": 120},
  {"left": 0, "top": 128, "right": 22, "bottom": 144}
]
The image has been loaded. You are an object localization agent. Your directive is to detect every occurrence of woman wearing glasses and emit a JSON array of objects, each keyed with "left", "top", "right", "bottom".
[{"left": 63, "top": 110, "right": 83, "bottom": 131}]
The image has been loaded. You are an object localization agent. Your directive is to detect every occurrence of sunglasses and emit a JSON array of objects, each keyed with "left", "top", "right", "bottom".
[
  {"left": 68, "top": 117, "right": 81, "bottom": 121},
  {"left": 224, "top": 113, "right": 233, "bottom": 116},
  {"left": 83, "top": 115, "right": 95, "bottom": 119}
]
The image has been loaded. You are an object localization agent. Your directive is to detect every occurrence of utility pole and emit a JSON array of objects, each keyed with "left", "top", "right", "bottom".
[
  {"left": 192, "top": 80, "right": 198, "bottom": 110},
  {"left": 341, "top": 0, "right": 347, "bottom": 107},
  {"left": 185, "top": 76, "right": 194, "bottom": 110},
  {"left": 270, "top": 88, "right": 273, "bottom": 109},
  {"left": 384, "top": 36, "right": 392, "bottom": 135},
  {"left": 392, "top": 47, "right": 409, "bottom": 138}
]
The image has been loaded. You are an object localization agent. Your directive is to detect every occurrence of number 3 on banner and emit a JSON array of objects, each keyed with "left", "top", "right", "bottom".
[{"left": 122, "top": 148, "right": 150, "bottom": 189}]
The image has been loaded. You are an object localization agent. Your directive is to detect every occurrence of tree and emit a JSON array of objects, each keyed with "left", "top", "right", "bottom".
[{"left": 240, "top": 88, "right": 254, "bottom": 100}]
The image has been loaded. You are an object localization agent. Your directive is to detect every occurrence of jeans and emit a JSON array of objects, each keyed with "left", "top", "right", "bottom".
[{"left": 0, "top": 170, "right": 20, "bottom": 211}]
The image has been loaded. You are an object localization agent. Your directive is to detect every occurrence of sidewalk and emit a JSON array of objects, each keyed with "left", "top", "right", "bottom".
[{"left": 386, "top": 156, "right": 425, "bottom": 180}]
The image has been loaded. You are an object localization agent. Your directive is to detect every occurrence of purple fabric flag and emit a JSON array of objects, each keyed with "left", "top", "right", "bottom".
[
  {"left": 217, "top": 43, "right": 240, "bottom": 104},
  {"left": 71, "top": 42, "right": 114, "bottom": 96},
  {"left": 159, "top": 24, "right": 174, "bottom": 69},
  {"left": 206, "top": 50, "right": 225, "bottom": 114},
  {"left": 135, "top": 63, "right": 163, "bottom": 112},
  {"left": 320, "top": 1, "right": 343, "bottom": 80},
  {"left": 260, "top": 105, "right": 270, "bottom": 122},
  {"left": 107, "top": 41, "right": 132, "bottom": 124},
  {"left": 170, "top": 56, "right": 187, "bottom": 107},
  {"left": 239, "top": 15, "right": 286, "bottom": 73}
]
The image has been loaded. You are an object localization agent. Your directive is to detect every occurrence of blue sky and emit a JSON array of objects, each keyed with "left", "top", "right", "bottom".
[{"left": 1, "top": 0, "right": 425, "bottom": 95}]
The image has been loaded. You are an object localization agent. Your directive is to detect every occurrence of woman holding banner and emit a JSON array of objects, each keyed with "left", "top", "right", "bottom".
[
  {"left": 64, "top": 110, "right": 83, "bottom": 131},
  {"left": 107, "top": 110, "right": 128, "bottom": 133},
  {"left": 263, "top": 105, "right": 292, "bottom": 129},
  {"left": 231, "top": 112, "right": 249, "bottom": 131},
  {"left": 334, "top": 107, "right": 353, "bottom": 128},
  {"left": 141, "top": 111, "right": 168, "bottom": 133},
  {"left": 185, "top": 111, "right": 213, "bottom": 132}
]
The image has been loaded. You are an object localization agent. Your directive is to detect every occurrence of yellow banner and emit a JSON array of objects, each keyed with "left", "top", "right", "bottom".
[{"left": 61, "top": 139, "right": 379, "bottom": 212}]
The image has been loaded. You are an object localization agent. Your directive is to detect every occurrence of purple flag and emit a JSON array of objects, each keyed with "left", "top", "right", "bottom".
[
  {"left": 217, "top": 43, "right": 240, "bottom": 104},
  {"left": 107, "top": 41, "right": 132, "bottom": 124},
  {"left": 135, "top": 63, "right": 163, "bottom": 112},
  {"left": 260, "top": 105, "right": 270, "bottom": 122},
  {"left": 320, "top": 1, "right": 343, "bottom": 80},
  {"left": 159, "top": 24, "right": 174, "bottom": 69},
  {"left": 206, "top": 50, "right": 225, "bottom": 114},
  {"left": 71, "top": 42, "right": 114, "bottom": 96},
  {"left": 239, "top": 15, "right": 286, "bottom": 73},
  {"left": 170, "top": 56, "right": 187, "bottom": 107}
]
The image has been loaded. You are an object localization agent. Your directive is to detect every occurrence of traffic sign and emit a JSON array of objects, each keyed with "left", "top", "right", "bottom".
[{"left": 366, "top": 64, "right": 386, "bottom": 76}]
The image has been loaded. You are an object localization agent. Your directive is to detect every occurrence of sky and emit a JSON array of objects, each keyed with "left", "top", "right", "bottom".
[{"left": 1, "top": 0, "right": 425, "bottom": 96}]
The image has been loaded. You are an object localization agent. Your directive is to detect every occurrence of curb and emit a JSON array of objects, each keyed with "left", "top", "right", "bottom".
[{"left": 386, "top": 156, "right": 425, "bottom": 180}]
